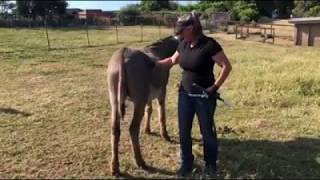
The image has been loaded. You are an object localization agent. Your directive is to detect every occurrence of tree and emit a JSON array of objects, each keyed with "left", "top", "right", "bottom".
[
  {"left": 168, "top": 1, "right": 178, "bottom": 11},
  {"left": 0, "top": 0, "right": 7, "bottom": 14},
  {"left": 140, "top": 0, "right": 175, "bottom": 12},
  {"left": 292, "top": 0, "right": 305, "bottom": 17},
  {"left": 274, "top": 0, "right": 294, "bottom": 17},
  {"left": 292, "top": 0, "right": 320, "bottom": 17},
  {"left": 16, "top": 0, "right": 67, "bottom": 20},
  {"left": 231, "top": 1, "right": 259, "bottom": 22},
  {"left": 0, "top": 0, "right": 15, "bottom": 14},
  {"left": 119, "top": 4, "right": 141, "bottom": 25}
]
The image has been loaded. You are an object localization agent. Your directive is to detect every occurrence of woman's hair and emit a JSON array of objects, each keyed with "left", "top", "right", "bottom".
[
  {"left": 175, "top": 11, "right": 203, "bottom": 37},
  {"left": 190, "top": 10, "right": 203, "bottom": 37}
]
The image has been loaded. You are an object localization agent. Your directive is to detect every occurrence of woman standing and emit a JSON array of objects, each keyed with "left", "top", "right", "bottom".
[{"left": 156, "top": 12, "right": 232, "bottom": 177}]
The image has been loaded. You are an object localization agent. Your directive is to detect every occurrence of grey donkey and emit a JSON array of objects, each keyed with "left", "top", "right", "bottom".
[{"left": 107, "top": 36, "right": 179, "bottom": 176}]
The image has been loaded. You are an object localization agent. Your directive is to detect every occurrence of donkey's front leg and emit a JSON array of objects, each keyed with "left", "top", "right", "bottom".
[
  {"left": 157, "top": 95, "right": 170, "bottom": 141},
  {"left": 144, "top": 101, "right": 152, "bottom": 134}
]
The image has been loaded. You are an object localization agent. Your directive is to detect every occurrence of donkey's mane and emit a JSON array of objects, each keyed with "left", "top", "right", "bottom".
[{"left": 144, "top": 36, "right": 172, "bottom": 50}]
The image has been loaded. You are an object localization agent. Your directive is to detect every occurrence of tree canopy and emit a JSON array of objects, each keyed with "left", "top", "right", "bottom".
[{"left": 16, "top": 0, "right": 67, "bottom": 19}]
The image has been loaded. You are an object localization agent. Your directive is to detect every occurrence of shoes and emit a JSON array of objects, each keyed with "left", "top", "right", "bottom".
[
  {"left": 177, "top": 165, "right": 193, "bottom": 177},
  {"left": 205, "top": 164, "right": 217, "bottom": 176}
]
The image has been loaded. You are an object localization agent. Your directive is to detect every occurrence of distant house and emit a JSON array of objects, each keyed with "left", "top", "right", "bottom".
[
  {"left": 102, "top": 11, "right": 116, "bottom": 19},
  {"left": 77, "top": 9, "right": 118, "bottom": 25},
  {"left": 66, "top": 8, "right": 82, "bottom": 19},
  {"left": 289, "top": 17, "right": 320, "bottom": 46},
  {"left": 78, "top": 9, "right": 104, "bottom": 20}
]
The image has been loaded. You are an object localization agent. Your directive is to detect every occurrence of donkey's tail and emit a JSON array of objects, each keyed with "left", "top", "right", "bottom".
[
  {"left": 117, "top": 47, "right": 127, "bottom": 117},
  {"left": 107, "top": 47, "right": 127, "bottom": 125}
]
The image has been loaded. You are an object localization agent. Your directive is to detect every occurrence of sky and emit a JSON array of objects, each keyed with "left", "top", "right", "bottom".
[{"left": 67, "top": 1, "right": 199, "bottom": 11}]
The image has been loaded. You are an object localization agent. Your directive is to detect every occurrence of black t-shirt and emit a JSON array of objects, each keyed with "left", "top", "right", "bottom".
[{"left": 177, "top": 35, "right": 223, "bottom": 92}]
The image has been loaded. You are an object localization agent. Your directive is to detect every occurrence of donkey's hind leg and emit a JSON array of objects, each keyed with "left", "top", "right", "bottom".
[
  {"left": 109, "top": 81, "right": 121, "bottom": 176},
  {"left": 130, "top": 101, "right": 148, "bottom": 169}
]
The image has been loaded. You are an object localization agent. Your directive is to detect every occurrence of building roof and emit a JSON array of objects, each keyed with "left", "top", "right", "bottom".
[
  {"left": 66, "top": 8, "right": 82, "bottom": 13},
  {"left": 103, "top": 11, "right": 116, "bottom": 16},
  {"left": 289, "top": 17, "right": 320, "bottom": 24},
  {"left": 81, "top": 9, "right": 103, "bottom": 13}
]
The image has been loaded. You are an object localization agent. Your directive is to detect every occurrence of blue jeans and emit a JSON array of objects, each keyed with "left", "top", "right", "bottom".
[{"left": 178, "top": 87, "right": 218, "bottom": 168}]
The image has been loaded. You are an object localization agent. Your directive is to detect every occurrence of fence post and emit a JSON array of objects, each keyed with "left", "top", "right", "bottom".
[
  {"left": 28, "top": 15, "right": 31, "bottom": 28},
  {"left": 158, "top": 19, "right": 161, "bottom": 39},
  {"left": 272, "top": 28, "right": 275, "bottom": 44},
  {"left": 44, "top": 17, "right": 51, "bottom": 50},
  {"left": 115, "top": 23, "right": 119, "bottom": 43},
  {"left": 235, "top": 24, "right": 238, "bottom": 39},
  {"left": 85, "top": 20, "right": 90, "bottom": 46},
  {"left": 206, "top": 19, "right": 208, "bottom": 30},
  {"left": 140, "top": 23, "right": 143, "bottom": 42}
]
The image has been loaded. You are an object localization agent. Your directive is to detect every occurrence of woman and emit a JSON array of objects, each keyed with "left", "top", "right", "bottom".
[{"left": 156, "top": 12, "right": 232, "bottom": 176}]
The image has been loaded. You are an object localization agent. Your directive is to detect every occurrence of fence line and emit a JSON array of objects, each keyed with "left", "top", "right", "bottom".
[
  {"left": 34, "top": 24, "right": 173, "bottom": 50},
  {"left": 44, "top": 18, "right": 51, "bottom": 50},
  {"left": 2, "top": 17, "right": 295, "bottom": 50}
]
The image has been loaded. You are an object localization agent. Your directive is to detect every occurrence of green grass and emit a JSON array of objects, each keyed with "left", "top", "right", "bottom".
[{"left": 0, "top": 26, "right": 320, "bottom": 179}]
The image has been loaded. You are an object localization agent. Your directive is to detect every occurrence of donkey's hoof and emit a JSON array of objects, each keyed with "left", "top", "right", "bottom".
[
  {"left": 111, "top": 162, "right": 120, "bottom": 177},
  {"left": 136, "top": 161, "right": 147, "bottom": 169},
  {"left": 162, "top": 134, "right": 171, "bottom": 142},
  {"left": 144, "top": 128, "right": 151, "bottom": 134},
  {"left": 111, "top": 168, "right": 120, "bottom": 177},
  {"left": 140, "top": 164, "right": 149, "bottom": 170}
]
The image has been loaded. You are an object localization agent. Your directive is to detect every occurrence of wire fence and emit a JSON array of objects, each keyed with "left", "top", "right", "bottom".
[
  {"left": 1, "top": 14, "right": 295, "bottom": 51},
  {"left": 0, "top": 25, "right": 177, "bottom": 52},
  {"left": 0, "top": 16, "right": 183, "bottom": 50}
]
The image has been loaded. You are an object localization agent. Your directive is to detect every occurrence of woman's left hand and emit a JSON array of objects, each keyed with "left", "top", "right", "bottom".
[
  {"left": 192, "top": 83, "right": 218, "bottom": 96},
  {"left": 205, "top": 84, "right": 219, "bottom": 96}
]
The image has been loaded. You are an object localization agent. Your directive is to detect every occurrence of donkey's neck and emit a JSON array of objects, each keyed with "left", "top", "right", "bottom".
[{"left": 145, "top": 46, "right": 170, "bottom": 60}]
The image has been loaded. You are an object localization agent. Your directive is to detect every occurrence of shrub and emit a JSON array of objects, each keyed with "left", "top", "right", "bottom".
[
  {"left": 118, "top": 4, "right": 141, "bottom": 26},
  {"left": 231, "top": 1, "right": 259, "bottom": 22}
]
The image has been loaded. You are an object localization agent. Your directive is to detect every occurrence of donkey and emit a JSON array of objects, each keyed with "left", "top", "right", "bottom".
[{"left": 107, "top": 36, "right": 179, "bottom": 175}]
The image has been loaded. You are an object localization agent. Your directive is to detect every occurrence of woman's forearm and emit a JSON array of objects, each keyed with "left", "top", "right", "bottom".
[
  {"left": 156, "top": 58, "right": 174, "bottom": 68},
  {"left": 214, "top": 64, "right": 232, "bottom": 88}
]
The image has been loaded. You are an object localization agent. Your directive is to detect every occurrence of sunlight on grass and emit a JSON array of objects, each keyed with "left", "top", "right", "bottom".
[{"left": 0, "top": 26, "right": 319, "bottom": 179}]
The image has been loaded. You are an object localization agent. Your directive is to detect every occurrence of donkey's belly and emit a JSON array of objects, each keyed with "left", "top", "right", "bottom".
[{"left": 148, "top": 85, "right": 162, "bottom": 101}]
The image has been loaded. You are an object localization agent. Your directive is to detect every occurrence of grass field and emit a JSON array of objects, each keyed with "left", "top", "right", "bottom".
[{"left": 0, "top": 26, "right": 320, "bottom": 179}]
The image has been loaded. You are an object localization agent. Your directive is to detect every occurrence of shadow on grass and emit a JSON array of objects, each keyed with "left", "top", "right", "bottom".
[
  {"left": 0, "top": 108, "right": 32, "bottom": 117},
  {"left": 117, "top": 172, "right": 146, "bottom": 179},
  {"left": 144, "top": 165, "right": 176, "bottom": 176},
  {"left": 117, "top": 164, "right": 176, "bottom": 179},
  {"left": 217, "top": 137, "right": 320, "bottom": 178},
  {"left": 146, "top": 131, "right": 180, "bottom": 145},
  {"left": 158, "top": 133, "right": 320, "bottom": 178}
]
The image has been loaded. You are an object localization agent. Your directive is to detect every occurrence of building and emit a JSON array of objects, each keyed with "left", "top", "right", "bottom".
[
  {"left": 289, "top": 17, "right": 320, "bottom": 46},
  {"left": 78, "top": 9, "right": 103, "bottom": 20},
  {"left": 77, "top": 9, "right": 117, "bottom": 25},
  {"left": 102, "top": 11, "right": 116, "bottom": 19},
  {"left": 66, "top": 8, "right": 82, "bottom": 19}
]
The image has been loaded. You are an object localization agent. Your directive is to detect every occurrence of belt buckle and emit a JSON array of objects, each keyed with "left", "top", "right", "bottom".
[{"left": 188, "top": 90, "right": 209, "bottom": 99}]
